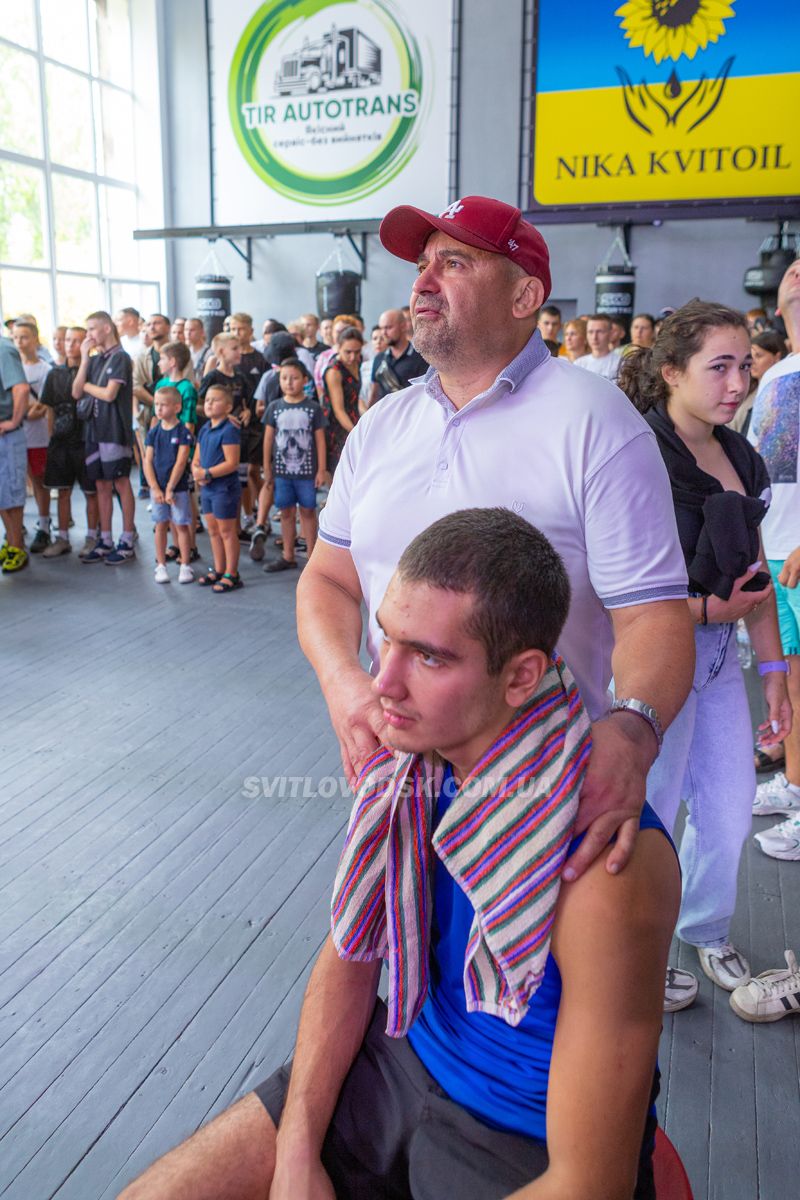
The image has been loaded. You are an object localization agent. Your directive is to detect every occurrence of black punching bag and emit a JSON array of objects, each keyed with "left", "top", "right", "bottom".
[
  {"left": 594, "top": 228, "right": 635, "bottom": 336},
  {"left": 316, "top": 270, "right": 361, "bottom": 320},
  {"left": 195, "top": 248, "right": 232, "bottom": 342},
  {"left": 315, "top": 239, "right": 362, "bottom": 319}
]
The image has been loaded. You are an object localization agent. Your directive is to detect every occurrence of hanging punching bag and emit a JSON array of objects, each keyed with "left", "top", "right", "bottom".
[{"left": 194, "top": 247, "right": 232, "bottom": 342}]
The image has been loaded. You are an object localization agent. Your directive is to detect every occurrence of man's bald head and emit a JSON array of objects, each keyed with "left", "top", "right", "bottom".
[{"left": 378, "top": 310, "right": 408, "bottom": 349}]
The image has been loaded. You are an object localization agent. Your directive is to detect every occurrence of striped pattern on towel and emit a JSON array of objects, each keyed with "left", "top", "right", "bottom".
[{"left": 331, "top": 656, "right": 592, "bottom": 1037}]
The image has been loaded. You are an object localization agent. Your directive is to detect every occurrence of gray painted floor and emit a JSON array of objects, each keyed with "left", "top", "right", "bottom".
[{"left": 1, "top": 498, "right": 799, "bottom": 1199}]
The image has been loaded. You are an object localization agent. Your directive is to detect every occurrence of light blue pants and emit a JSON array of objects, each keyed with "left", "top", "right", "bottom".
[{"left": 645, "top": 623, "right": 756, "bottom": 947}]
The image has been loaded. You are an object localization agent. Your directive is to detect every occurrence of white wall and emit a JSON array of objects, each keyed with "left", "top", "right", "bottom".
[{"left": 153, "top": 0, "right": 778, "bottom": 326}]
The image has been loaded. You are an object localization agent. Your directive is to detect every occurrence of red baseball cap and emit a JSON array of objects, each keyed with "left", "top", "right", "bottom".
[{"left": 379, "top": 195, "right": 551, "bottom": 300}]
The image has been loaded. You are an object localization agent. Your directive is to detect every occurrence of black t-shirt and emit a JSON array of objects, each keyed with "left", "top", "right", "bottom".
[
  {"left": 85, "top": 347, "right": 133, "bottom": 446},
  {"left": 372, "top": 343, "right": 429, "bottom": 399},
  {"left": 40, "top": 364, "right": 82, "bottom": 445},
  {"left": 265, "top": 397, "right": 325, "bottom": 478},
  {"left": 306, "top": 340, "right": 328, "bottom": 359},
  {"left": 240, "top": 348, "right": 267, "bottom": 393},
  {"left": 199, "top": 368, "right": 253, "bottom": 419}
]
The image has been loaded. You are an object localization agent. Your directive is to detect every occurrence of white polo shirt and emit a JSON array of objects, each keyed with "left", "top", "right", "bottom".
[
  {"left": 574, "top": 349, "right": 623, "bottom": 382},
  {"left": 319, "top": 331, "right": 687, "bottom": 719}
]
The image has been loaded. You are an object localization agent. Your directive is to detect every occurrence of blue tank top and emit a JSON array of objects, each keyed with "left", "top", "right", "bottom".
[{"left": 407, "top": 765, "right": 674, "bottom": 1141}]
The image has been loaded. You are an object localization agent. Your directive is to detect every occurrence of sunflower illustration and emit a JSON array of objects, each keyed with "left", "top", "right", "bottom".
[{"left": 616, "top": 0, "right": 735, "bottom": 64}]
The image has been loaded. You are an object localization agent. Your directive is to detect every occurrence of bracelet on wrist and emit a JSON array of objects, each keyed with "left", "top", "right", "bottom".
[
  {"left": 701, "top": 596, "right": 709, "bottom": 626},
  {"left": 757, "top": 660, "right": 790, "bottom": 677}
]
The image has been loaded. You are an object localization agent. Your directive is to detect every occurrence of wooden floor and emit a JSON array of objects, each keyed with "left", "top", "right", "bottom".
[{"left": 1, "top": 498, "right": 798, "bottom": 1199}]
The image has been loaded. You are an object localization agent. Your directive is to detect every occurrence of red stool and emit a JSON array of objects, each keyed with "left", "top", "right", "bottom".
[{"left": 653, "top": 1127, "right": 694, "bottom": 1199}]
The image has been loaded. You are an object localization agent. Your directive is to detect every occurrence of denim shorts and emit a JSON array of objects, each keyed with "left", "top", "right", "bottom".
[
  {"left": 274, "top": 476, "right": 317, "bottom": 510},
  {"left": 151, "top": 490, "right": 192, "bottom": 526},
  {"left": 200, "top": 480, "right": 241, "bottom": 520},
  {"left": 0, "top": 427, "right": 28, "bottom": 509},
  {"left": 767, "top": 558, "right": 800, "bottom": 657}
]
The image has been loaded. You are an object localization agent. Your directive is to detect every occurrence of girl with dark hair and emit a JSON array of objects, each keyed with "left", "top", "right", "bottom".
[
  {"left": 619, "top": 299, "right": 792, "bottom": 1009},
  {"left": 322, "top": 325, "right": 364, "bottom": 475}
]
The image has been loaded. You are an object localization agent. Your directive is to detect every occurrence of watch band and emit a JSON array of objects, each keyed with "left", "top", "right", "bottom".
[
  {"left": 608, "top": 698, "right": 664, "bottom": 753},
  {"left": 757, "top": 660, "right": 790, "bottom": 676}
]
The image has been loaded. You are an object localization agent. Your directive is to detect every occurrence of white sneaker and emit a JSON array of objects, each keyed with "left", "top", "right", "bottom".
[
  {"left": 730, "top": 951, "right": 800, "bottom": 1023},
  {"left": 78, "top": 536, "right": 97, "bottom": 559},
  {"left": 178, "top": 564, "right": 194, "bottom": 584},
  {"left": 664, "top": 966, "right": 699, "bottom": 1012},
  {"left": 697, "top": 943, "right": 751, "bottom": 991},
  {"left": 154, "top": 563, "right": 170, "bottom": 584},
  {"left": 752, "top": 771, "right": 800, "bottom": 816},
  {"left": 755, "top": 815, "right": 800, "bottom": 861}
]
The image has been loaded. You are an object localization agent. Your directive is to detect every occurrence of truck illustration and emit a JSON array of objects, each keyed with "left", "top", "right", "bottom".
[{"left": 274, "top": 25, "right": 382, "bottom": 95}]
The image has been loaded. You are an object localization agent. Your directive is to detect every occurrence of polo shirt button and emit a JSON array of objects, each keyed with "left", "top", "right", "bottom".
[
  {"left": 438, "top": 460, "right": 448, "bottom": 470},
  {"left": 452, "top": 419, "right": 461, "bottom": 427}
]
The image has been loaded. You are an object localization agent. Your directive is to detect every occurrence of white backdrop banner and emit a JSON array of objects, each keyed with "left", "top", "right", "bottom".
[{"left": 209, "top": 0, "right": 454, "bottom": 224}]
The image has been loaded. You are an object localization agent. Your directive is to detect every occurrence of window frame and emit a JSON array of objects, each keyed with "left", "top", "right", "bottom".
[{"left": 0, "top": 2, "right": 161, "bottom": 334}]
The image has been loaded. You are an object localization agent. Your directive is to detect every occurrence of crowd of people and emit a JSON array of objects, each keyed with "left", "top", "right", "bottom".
[
  {"left": 3, "top": 194, "right": 800, "bottom": 1198},
  {"left": 0, "top": 304, "right": 424, "bottom": 587}
]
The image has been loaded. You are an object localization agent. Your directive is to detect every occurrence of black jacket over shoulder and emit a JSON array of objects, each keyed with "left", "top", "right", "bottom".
[{"left": 644, "top": 403, "right": 771, "bottom": 600}]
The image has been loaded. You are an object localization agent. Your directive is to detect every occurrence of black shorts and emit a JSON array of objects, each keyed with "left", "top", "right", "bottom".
[
  {"left": 255, "top": 1001, "right": 657, "bottom": 1200},
  {"left": 43, "top": 440, "right": 96, "bottom": 494}
]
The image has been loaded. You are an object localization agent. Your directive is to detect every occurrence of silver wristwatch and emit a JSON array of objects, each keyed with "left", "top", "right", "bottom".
[{"left": 608, "top": 698, "right": 663, "bottom": 754}]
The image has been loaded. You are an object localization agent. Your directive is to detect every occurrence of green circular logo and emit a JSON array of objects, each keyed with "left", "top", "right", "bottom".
[{"left": 228, "top": 0, "right": 425, "bottom": 206}]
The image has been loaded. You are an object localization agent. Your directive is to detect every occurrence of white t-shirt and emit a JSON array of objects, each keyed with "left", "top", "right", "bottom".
[
  {"left": 748, "top": 353, "right": 800, "bottom": 559},
  {"left": 120, "top": 333, "right": 145, "bottom": 358},
  {"left": 23, "top": 358, "right": 51, "bottom": 449},
  {"left": 319, "top": 333, "right": 687, "bottom": 720},
  {"left": 574, "top": 349, "right": 623, "bottom": 382}
]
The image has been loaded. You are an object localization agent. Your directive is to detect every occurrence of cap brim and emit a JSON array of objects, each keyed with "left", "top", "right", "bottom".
[{"left": 379, "top": 205, "right": 505, "bottom": 264}]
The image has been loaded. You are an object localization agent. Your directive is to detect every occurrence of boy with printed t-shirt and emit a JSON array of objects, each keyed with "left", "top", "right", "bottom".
[
  {"left": 192, "top": 384, "right": 243, "bottom": 593},
  {"left": 263, "top": 357, "right": 327, "bottom": 574},
  {"left": 144, "top": 388, "right": 194, "bottom": 585}
]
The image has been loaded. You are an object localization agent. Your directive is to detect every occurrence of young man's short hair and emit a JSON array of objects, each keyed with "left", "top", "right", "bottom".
[
  {"left": 68, "top": 325, "right": 86, "bottom": 335},
  {"left": 211, "top": 332, "right": 238, "bottom": 354},
  {"left": 204, "top": 383, "right": 234, "bottom": 405},
  {"left": 161, "top": 340, "right": 191, "bottom": 372},
  {"left": 278, "top": 355, "right": 312, "bottom": 381},
  {"left": 230, "top": 312, "right": 253, "bottom": 328},
  {"left": 539, "top": 305, "right": 562, "bottom": 320},
  {"left": 12, "top": 320, "right": 38, "bottom": 335},
  {"left": 155, "top": 385, "right": 182, "bottom": 407},
  {"left": 397, "top": 508, "right": 571, "bottom": 673},
  {"left": 120, "top": 306, "right": 140, "bottom": 319},
  {"left": 86, "top": 310, "right": 115, "bottom": 325},
  {"left": 588, "top": 313, "right": 612, "bottom": 326}
]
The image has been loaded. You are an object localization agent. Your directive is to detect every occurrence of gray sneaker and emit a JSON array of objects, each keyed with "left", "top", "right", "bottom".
[
  {"left": 664, "top": 966, "right": 699, "bottom": 1012},
  {"left": 42, "top": 536, "right": 71, "bottom": 558},
  {"left": 79, "top": 536, "right": 98, "bottom": 559}
]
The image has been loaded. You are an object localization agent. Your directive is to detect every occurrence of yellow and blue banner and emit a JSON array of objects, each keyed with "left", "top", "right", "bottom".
[{"left": 532, "top": 0, "right": 800, "bottom": 208}]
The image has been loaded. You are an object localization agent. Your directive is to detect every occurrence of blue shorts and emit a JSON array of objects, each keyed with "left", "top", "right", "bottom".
[
  {"left": 151, "top": 490, "right": 192, "bottom": 526},
  {"left": 768, "top": 558, "right": 800, "bottom": 657},
  {"left": 0, "top": 427, "right": 28, "bottom": 509},
  {"left": 275, "top": 477, "right": 317, "bottom": 510},
  {"left": 200, "top": 481, "right": 241, "bottom": 520}
]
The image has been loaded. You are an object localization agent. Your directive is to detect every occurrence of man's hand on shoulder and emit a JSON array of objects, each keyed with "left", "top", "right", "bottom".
[
  {"left": 330, "top": 666, "right": 386, "bottom": 788},
  {"left": 563, "top": 712, "right": 656, "bottom": 883}
]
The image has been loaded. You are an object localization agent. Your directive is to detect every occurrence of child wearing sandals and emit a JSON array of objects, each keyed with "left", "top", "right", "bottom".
[
  {"left": 144, "top": 388, "right": 194, "bottom": 584},
  {"left": 192, "top": 384, "right": 243, "bottom": 593}
]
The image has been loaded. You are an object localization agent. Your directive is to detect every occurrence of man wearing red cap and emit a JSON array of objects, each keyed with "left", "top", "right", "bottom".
[{"left": 121, "top": 198, "right": 693, "bottom": 1200}]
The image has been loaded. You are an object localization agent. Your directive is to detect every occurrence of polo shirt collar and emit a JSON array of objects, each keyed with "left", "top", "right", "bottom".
[{"left": 422, "top": 328, "right": 550, "bottom": 415}]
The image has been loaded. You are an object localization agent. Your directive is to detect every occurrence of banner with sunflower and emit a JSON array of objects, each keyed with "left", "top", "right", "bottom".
[{"left": 530, "top": 0, "right": 800, "bottom": 209}]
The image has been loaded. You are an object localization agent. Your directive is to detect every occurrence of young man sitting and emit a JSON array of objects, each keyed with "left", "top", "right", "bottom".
[{"left": 119, "top": 508, "right": 680, "bottom": 1200}]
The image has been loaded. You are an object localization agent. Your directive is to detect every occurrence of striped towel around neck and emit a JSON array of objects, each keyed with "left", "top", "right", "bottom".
[{"left": 331, "top": 656, "right": 592, "bottom": 1037}]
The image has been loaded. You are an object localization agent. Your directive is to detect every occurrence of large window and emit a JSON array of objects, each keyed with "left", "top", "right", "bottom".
[{"left": 0, "top": 0, "right": 162, "bottom": 344}]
